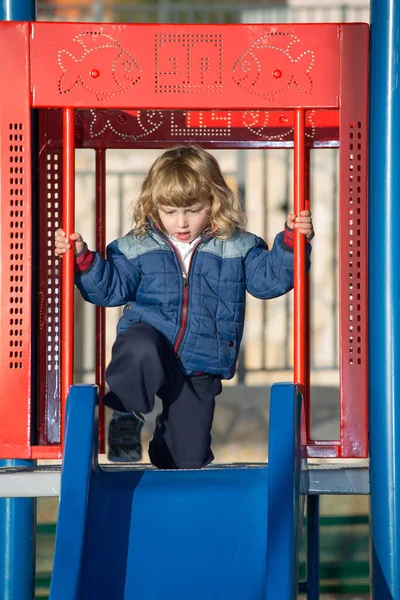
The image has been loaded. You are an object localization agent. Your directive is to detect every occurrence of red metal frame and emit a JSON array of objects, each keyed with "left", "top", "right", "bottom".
[
  {"left": 0, "top": 22, "right": 369, "bottom": 459},
  {"left": 46, "top": 108, "right": 341, "bottom": 150},
  {"left": 61, "top": 107, "right": 75, "bottom": 448},
  {"left": 95, "top": 148, "right": 106, "bottom": 453},
  {"left": 306, "top": 150, "right": 312, "bottom": 445},
  {"left": 293, "top": 108, "right": 307, "bottom": 390},
  {"left": 30, "top": 23, "right": 341, "bottom": 110},
  {"left": 0, "top": 23, "right": 34, "bottom": 458},
  {"left": 338, "top": 24, "right": 369, "bottom": 458}
]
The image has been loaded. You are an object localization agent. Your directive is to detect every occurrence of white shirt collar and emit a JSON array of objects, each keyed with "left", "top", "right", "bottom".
[
  {"left": 169, "top": 235, "right": 201, "bottom": 273},
  {"left": 169, "top": 235, "right": 201, "bottom": 249}
]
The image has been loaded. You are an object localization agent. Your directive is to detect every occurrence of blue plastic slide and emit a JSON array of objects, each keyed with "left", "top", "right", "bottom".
[{"left": 49, "top": 383, "right": 305, "bottom": 600}]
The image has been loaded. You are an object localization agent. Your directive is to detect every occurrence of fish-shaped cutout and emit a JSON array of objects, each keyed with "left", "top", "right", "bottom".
[
  {"left": 232, "top": 33, "right": 314, "bottom": 101},
  {"left": 88, "top": 109, "right": 164, "bottom": 140},
  {"left": 242, "top": 110, "right": 316, "bottom": 141},
  {"left": 58, "top": 32, "right": 141, "bottom": 100}
]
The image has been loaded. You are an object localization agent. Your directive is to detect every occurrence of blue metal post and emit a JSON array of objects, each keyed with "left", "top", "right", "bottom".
[
  {"left": 0, "top": 0, "right": 35, "bottom": 19},
  {"left": 369, "top": 1, "right": 400, "bottom": 598},
  {"left": 306, "top": 495, "right": 319, "bottom": 600},
  {"left": 298, "top": 495, "right": 320, "bottom": 599},
  {"left": 0, "top": 461, "right": 36, "bottom": 600},
  {"left": 0, "top": 2, "right": 37, "bottom": 600}
]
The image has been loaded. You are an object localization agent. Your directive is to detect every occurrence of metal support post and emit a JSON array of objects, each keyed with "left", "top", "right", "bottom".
[
  {"left": 0, "top": 461, "right": 36, "bottom": 600},
  {"left": 298, "top": 495, "right": 320, "bottom": 598},
  {"left": 0, "top": 1, "right": 37, "bottom": 599},
  {"left": 369, "top": 1, "right": 400, "bottom": 597},
  {"left": 0, "top": 0, "right": 35, "bottom": 19}
]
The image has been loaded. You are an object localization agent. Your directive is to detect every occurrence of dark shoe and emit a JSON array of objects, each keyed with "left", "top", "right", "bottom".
[{"left": 107, "top": 411, "right": 144, "bottom": 463}]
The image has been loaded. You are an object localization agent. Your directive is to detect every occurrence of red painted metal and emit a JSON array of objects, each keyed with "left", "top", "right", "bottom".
[
  {"left": 293, "top": 108, "right": 307, "bottom": 391},
  {"left": 72, "top": 109, "right": 340, "bottom": 149},
  {"left": 184, "top": 110, "right": 339, "bottom": 131},
  {"left": 337, "top": 25, "right": 369, "bottom": 458},
  {"left": 41, "top": 108, "right": 341, "bottom": 151},
  {"left": 95, "top": 149, "right": 106, "bottom": 453},
  {"left": 37, "top": 130, "right": 63, "bottom": 445},
  {"left": 31, "top": 445, "right": 62, "bottom": 460},
  {"left": 61, "top": 108, "right": 75, "bottom": 445},
  {"left": 30, "top": 23, "right": 341, "bottom": 110},
  {"left": 0, "top": 21, "right": 369, "bottom": 459},
  {"left": 0, "top": 23, "right": 33, "bottom": 458},
  {"left": 304, "top": 147, "right": 311, "bottom": 444}
]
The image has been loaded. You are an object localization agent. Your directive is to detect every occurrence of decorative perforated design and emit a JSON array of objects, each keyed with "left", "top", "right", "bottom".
[
  {"left": 37, "top": 135, "right": 63, "bottom": 445},
  {"left": 8, "top": 123, "right": 25, "bottom": 370},
  {"left": 155, "top": 33, "right": 223, "bottom": 94},
  {"left": 347, "top": 121, "right": 363, "bottom": 366},
  {"left": 42, "top": 152, "right": 61, "bottom": 379},
  {"left": 89, "top": 109, "right": 164, "bottom": 140},
  {"left": 57, "top": 32, "right": 141, "bottom": 100},
  {"left": 232, "top": 33, "right": 314, "bottom": 101},
  {"left": 79, "top": 108, "right": 322, "bottom": 145}
]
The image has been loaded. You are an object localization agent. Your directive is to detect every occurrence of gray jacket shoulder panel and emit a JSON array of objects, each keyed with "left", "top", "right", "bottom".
[
  {"left": 115, "top": 231, "right": 169, "bottom": 260},
  {"left": 199, "top": 231, "right": 258, "bottom": 260}
]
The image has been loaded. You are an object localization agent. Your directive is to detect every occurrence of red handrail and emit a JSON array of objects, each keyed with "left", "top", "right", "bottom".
[
  {"left": 61, "top": 107, "right": 75, "bottom": 445},
  {"left": 293, "top": 108, "right": 307, "bottom": 392},
  {"left": 95, "top": 149, "right": 106, "bottom": 453},
  {"left": 304, "top": 147, "right": 311, "bottom": 442}
]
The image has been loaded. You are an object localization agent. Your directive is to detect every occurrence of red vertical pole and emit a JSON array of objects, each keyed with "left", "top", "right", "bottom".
[
  {"left": 95, "top": 149, "right": 106, "bottom": 453},
  {"left": 304, "top": 145, "right": 311, "bottom": 442},
  {"left": 293, "top": 109, "right": 307, "bottom": 390},
  {"left": 61, "top": 108, "right": 75, "bottom": 445}
]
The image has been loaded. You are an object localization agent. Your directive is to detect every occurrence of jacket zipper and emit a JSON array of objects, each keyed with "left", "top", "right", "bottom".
[
  {"left": 172, "top": 238, "right": 207, "bottom": 354},
  {"left": 151, "top": 228, "right": 211, "bottom": 355},
  {"left": 173, "top": 269, "right": 190, "bottom": 353},
  {"left": 167, "top": 237, "right": 208, "bottom": 354}
]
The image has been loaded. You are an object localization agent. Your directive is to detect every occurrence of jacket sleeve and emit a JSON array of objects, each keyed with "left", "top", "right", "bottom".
[
  {"left": 74, "top": 240, "right": 141, "bottom": 307},
  {"left": 244, "top": 231, "right": 311, "bottom": 299}
]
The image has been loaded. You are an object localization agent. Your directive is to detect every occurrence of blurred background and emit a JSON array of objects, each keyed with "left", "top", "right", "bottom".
[
  {"left": 37, "top": 0, "right": 368, "bottom": 24},
  {"left": 35, "top": 1, "right": 370, "bottom": 598}
]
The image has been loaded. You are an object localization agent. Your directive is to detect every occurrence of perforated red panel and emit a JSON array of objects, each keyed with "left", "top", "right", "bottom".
[
  {"left": 40, "top": 108, "right": 340, "bottom": 150},
  {"left": 306, "top": 24, "right": 369, "bottom": 459},
  {"left": 338, "top": 24, "right": 369, "bottom": 458},
  {"left": 0, "top": 23, "right": 33, "bottom": 458},
  {"left": 74, "top": 108, "right": 340, "bottom": 149},
  {"left": 37, "top": 134, "right": 62, "bottom": 445},
  {"left": 30, "top": 23, "right": 341, "bottom": 110}
]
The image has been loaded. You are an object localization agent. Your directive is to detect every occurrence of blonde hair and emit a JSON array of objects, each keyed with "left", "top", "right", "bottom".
[{"left": 132, "top": 146, "right": 247, "bottom": 239}]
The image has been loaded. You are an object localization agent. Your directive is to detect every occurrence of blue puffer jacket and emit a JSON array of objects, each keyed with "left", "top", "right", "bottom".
[{"left": 75, "top": 227, "right": 310, "bottom": 379}]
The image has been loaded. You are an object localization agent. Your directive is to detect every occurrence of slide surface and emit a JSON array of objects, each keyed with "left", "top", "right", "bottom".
[{"left": 50, "top": 383, "right": 305, "bottom": 600}]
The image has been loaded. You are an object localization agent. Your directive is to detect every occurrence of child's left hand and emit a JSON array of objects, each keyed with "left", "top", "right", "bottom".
[{"left": 287, "top": 210, "right": 314, "bottom": 240}]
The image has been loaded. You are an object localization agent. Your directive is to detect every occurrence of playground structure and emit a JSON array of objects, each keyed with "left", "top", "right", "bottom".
[{"left": 0, "top": 1, "right": 399, "bottom": 598}]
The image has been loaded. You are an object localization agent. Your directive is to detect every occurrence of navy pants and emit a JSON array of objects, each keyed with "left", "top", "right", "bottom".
[{"left": 103, "top": 323, "right": 222, "bottom": 469}]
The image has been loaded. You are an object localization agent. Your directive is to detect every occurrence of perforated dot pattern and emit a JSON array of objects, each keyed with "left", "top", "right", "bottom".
[
  {"left": 231, "top": 32, "right": 314, "bottom": 102},
  {"left": 8, "top": 123, "right": 26, "bottom": 369},
  {"left": 42, "top": 152, "right": 61, "bottom": 376},
  {"left": 57, "top": 31, "right": 142, "bottom": 100},
  {"left": 347, "top": 121, "right": 363, "bottom": 366},
  {"left": 155, "top": 33, "right": 223, "bottom": 94}
]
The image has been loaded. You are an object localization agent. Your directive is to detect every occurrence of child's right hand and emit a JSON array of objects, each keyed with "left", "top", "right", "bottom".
[{"left": 55, "top": 229, "right": 86, "bottom": 256}]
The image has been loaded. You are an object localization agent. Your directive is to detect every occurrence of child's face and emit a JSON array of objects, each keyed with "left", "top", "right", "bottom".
[{"left": 158, "top": 199, "right": 211, "bottom": 243}]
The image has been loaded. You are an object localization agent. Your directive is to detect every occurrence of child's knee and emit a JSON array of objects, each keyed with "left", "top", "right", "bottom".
[
  {"left": 115, "top": 322, "right": 163, "bottom": 360},
  {"left": 149, "top": 436, "right": 213, "bottom": 470}
]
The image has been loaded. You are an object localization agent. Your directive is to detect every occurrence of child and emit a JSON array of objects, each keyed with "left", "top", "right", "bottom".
[{"left": 55, "top": 146, "right": 314, "bottom": 469}]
